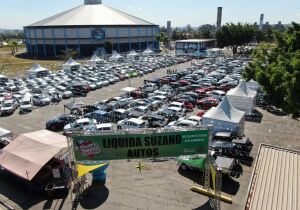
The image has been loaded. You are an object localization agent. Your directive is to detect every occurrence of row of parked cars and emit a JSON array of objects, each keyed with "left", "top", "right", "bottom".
[
  {"left": 0, "top": 55, "right": 191, "bottom": 116},
  {"left": 44, "top": 56, "right": 249, "bottom": 134},
  {"left": 45, "top": 55, "right": 255, "bottom": 179}
]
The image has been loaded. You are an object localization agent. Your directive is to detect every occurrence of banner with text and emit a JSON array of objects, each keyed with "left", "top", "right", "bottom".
[{"left": 71, "top": 130, "right": 209, "bottom": 161}]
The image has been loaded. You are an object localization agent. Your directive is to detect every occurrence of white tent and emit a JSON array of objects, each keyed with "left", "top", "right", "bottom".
[
  {"left": 62, "top": 57, "right": 80, "bottom": 72},
  {"left": 142, "top": 48, "right": 154, "bottom": 56},
  {"left": 247, "top": 79, "right": 261, "bottom": 91},
  {"left": 226, "top": 80, "right": 257, "bottom": 115},
  {"left": 27, "top": 64, "right": 49, "bottom": 79},
  {"left": 127, "top": 50, "right": 138, "bottom": 59},
  {"left": 202, "top": 97, "right": 245, "bottom": 137},
  {"left": 88, "top": 54, "right": 104, "bottom": 67},
  {"left": 109, "top": 51, "right": 123, "bottom": 62}
]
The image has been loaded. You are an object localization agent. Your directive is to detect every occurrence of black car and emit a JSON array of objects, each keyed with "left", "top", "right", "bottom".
[
  {"left": 46, "top": 114, "right": 77, "bottom": 131},
  {"left": 210, "top": 141, "right": 253, "bottom": 166}
]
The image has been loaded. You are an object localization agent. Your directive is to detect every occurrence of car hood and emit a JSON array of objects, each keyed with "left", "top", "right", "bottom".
[
  {"left": 1, "top": 107, "right": 13, "bottom": 111},
  {"left": 64, "top": 124, "right": 71, "bottom": 130},
  {"left": 20, "top": 104, "right": 32, "bottom": 109}
]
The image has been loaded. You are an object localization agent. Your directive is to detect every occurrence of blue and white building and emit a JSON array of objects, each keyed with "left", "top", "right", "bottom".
[{"left": 24, "top": 0, "right": 159, "bottom": 57}]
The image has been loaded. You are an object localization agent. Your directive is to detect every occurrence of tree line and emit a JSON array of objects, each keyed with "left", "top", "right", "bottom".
[{"left": 243, "top": 22, "right": 300, "bottom": 117}]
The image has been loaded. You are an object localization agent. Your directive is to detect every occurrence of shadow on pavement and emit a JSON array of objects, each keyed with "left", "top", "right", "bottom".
[
  {"left": 177, "top": 167, "right": 204, "bottom": 185},
  {"left": 221, "top": 175, "right": 240, "bottom": 195},
  {"left": 192, "top": 199, "right": 214, "bottom": 210},
  {"left": 79, "top": 184, "right": 109, "bottom": 209}
]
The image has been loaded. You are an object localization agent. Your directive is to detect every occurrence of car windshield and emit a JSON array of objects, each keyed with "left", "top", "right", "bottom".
[
  {"left": 3, "top": 103, "right": 12, "bottom": 107},
  {"left": 21, "top": 101, "right": 30, "bottom": 105}
]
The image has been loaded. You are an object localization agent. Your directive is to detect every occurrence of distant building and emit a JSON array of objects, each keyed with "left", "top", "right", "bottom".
[
  {"left": 167, "top": 21, "right": 172, "bottom": 47},
  {"left": 175, "top": 39, "right": 216, "bottom": 55},
  {"left": 24, "top": 0, "right": 160, "bottom": 57},
  {"left": 216, "top": 7, "right": 222, "bottom": 30},
  {"left": 259, "top": 14, "right": 264, "bottom": 30}
]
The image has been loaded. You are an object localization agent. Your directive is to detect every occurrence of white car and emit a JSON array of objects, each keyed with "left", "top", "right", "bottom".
[
  {"left": 117, "top": 118, "right": 147, "bottom": 130},
  {"left": 31, "top": 94, "right": 51, "bottom": 106},
  {"left": 178, "top": 115, "right": 202, "bottom": 125},
  {"left": 161, "top": 106, "right": 186, "bottom": 118},
  {"left": 19, "top": 98, "right": 33, "bottom": 113},
  {"left": 166, "top": 119, "right": 199, "bottom": 128},
  {"left": 95, "top": 123, "right": 113, "bottom": 131},
  {"left": 0, "top": 100, "right": 18, "bottom": 115},
  {"left": 62, "top": 91, "right": 73, "bottom": 99},
  {"left": 129, "top": 106, "right": 151, "bottom": 118},
  {"left": 63, "top": 118, "right": 97, "bottom": 134}
]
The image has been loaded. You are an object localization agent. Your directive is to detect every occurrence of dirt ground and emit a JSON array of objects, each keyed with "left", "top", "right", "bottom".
[{"left": 0, "top": 61, "right": 300, "bottom": 210}]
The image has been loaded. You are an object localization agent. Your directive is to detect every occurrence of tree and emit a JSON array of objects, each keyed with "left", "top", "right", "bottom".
[
  {"left": 243, "top": 22, "right": 300, "bottom": 117},
  {"left": 216, "top": 23, "right": 256, "bottom": 54},
  {"left": 156, "top": 32, "right": 168, "bottom": 47},
  {"left": 104, "top": 41, "right": 113, "bottom": 54},
  {"left": 8, "top": 40, "right": 18, "bottom": 55}
]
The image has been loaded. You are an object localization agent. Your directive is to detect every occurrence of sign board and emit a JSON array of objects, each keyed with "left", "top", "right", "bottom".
[
  {"left": 91, "top": 28, "right": 105, "bottom": 40},
  {"left": 71, "top": 129, "right": 209, "bottom": 161}
]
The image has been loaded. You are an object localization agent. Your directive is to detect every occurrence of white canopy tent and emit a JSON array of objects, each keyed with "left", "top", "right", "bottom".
[
  {"left": 62, "top": 57, "right": 80, "bottom": 72},
  {"left": 27, "top": 64, "right": 49, "bottom": 79},
  {"left": 127, "top": 50, "right": 139, "bottom": 59},
  {"left": 109, "top": 51, "right": 123, "bottom": 62},
  {"left": 202, "top": 97, "right": 245, "bottom": 137},
  {"left": 247, "top": 79, "right": 261, "bottom": 91},
  {"left": 226, "top": 80, "right": 257, "bottom": 115},
  {"left": 88, "top": 54, "right": 104, "bottom": 67},
  {"left": 142, "top": 48, "right": 154, "bottom": 56}
]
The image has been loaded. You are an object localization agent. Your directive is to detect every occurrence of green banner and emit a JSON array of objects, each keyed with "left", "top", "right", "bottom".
[{"left": 72, "top": 130, "right": 209, "bottom": 161}]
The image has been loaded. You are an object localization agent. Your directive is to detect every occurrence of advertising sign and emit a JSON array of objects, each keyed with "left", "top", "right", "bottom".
[
  {"left": 92, "top": 28, "right": 105, "bottom": 40},
  {"left": 71, "top": 130, "right": 209, "bottom": 161}
]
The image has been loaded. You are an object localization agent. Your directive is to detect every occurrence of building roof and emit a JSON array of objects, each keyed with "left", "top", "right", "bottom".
[
  {"left": 245, "top": 144, "right": 300, "bottom": 210},
  {"left": 0, "top": 130, "right": 67, "bottom": 181},
  {"left": 26, "top": 2, "right": 156, "bottom": 27},
  {"left": 175, "top": 39, "right": 216, "bottom": 43}
]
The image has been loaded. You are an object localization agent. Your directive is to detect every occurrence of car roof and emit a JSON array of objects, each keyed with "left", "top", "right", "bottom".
[
  {"left": 170, "top": 101, "right": 184, "bottom": 106},
  {"left": 179, "top": 120, "right": 198, "bottom": 125},
  {"left": 96, "top": 123, "right": 113, "bottom": 128},
  {"left": 128, "top": 118, "right": 145, "bottom": 124}
]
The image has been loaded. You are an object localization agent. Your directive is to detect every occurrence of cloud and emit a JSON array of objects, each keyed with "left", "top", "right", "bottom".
[
  {"left": 295, "top": 13, "right": 300, "bottom": 17},
  {"left": 137, "top": 7, "right": 143, "bottom": 11}
]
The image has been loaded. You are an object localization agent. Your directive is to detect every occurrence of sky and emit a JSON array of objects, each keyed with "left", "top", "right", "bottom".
[{"left": 0, "top": 0, "right": 299, "bottom": 29}]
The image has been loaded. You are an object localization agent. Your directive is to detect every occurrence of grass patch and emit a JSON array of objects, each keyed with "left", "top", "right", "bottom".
[{"left": 0, "top": 54, "right": 64, "bottom": 77}]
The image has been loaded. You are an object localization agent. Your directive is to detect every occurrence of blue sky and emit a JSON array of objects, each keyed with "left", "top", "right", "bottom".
[{"left": 0, "top": 0, "right": 299, "bottom": 29}]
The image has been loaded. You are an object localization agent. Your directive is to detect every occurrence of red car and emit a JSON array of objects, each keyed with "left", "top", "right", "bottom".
[
  {"left": 197, "top": 109, "right": 207, "bottom": 117},
  {"left": 178, "top": 80, "right": 191, "bottom": 86},
  {"left": 194, "top": 89, "right": 208, "bottom": 99},
  {"left": 196, "top": 97, "right": 220, "bottom": 110},
  {"left": 175, "top": 99, "right": 194, "bottom": 111}
]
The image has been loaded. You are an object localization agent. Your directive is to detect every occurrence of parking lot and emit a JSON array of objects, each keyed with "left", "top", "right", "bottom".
[
  {"left": 0, "top": 60, "right": 191, "bottom": 135},
  {"left": 1, "top": 106, "right": 300, "bottom": 210},
  {"left": 1, "top": 55, "right": 300, "bottom": 210}
]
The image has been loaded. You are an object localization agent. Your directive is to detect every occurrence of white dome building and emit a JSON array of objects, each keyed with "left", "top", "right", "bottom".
[{"left": 24, "top": 0, "right": 159, "bottom": 57}]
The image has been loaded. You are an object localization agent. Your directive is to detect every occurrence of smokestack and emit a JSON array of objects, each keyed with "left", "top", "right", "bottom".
[
  {"left": 167, "top": 21, "right": 172, "bottom": 47},
  {"left": 216, "top": 7, "right": 222, "bottom": 30},
  {"left": 259, "top": 14, "right": 264, "bottom": 30}
]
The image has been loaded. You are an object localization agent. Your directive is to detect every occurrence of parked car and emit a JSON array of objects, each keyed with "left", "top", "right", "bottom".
[
  {"left": 46, "top": 114, "right": 77, "bottom": 131},
  {"left": 84, "top": 110, "right": 110, "bottom": 123},
  {"left": 196, "top": 97, "right": 219, "bottom": 110},
  {"left": 31, "top": 94, "right": 51, "bottom": 106},
  {"left": 63, "top": 118, "right": 97, "bottom": 134},
  {"left": 147, "top": 114, "right": 169, "bottom": 128},
  {"left": 177, "top": 156, "right": 206, "bottom": 172},
  {"left": 117, "top": 118, "right": 147, "bottom": 130},
  {"left": 0, "top": 100, "right": 18, "bottom": 115},
  {"left": 95, "top": 123, "right": 113, "bottom": 131},
  {"left": 19, "top": 98, "right": 33, "bottom": 114}
]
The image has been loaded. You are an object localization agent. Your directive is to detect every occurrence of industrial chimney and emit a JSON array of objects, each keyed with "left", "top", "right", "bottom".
[{"left": 216, "top": 7, "right": 222, "bottom": 30}]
